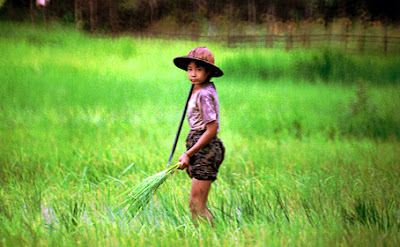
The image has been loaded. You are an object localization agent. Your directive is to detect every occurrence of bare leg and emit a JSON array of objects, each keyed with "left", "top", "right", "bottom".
[{"left": 189, "top": 178, "right": 213, "bottom": 222}]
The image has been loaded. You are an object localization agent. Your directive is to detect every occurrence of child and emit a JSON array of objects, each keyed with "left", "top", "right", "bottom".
[{"left": 173, "top": 47, "right": 225, "bottom": 222}]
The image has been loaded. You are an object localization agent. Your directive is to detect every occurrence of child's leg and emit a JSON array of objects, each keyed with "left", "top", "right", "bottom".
[{"left": 189, "top": 178, "right": 213, "bottom": 221}]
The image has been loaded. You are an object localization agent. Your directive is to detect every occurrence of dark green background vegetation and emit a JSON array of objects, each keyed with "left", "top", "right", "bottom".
[{"left": 1, "top": 0, "right": 399, "bottom": 32}]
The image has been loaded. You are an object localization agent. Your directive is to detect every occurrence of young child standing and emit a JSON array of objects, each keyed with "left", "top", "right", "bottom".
[{"left": 173, "top": 47, "right": 225, "bottom": 222}]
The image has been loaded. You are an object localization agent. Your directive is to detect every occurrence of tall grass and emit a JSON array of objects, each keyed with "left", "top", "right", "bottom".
[
  {"left": 222, "top": 48, "right": 400, "bottom": 84},
  {"left": 0, "top": 22, "right": 399, "bottom": 246}
]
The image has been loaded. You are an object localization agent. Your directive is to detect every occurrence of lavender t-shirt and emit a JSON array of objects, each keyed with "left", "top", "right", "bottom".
[{"left": 187, "top": 83, "right": 220, "bottom": 132}]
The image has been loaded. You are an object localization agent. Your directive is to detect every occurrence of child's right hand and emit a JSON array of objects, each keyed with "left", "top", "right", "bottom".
[{"left": 178, "top": 153, "right": 190, "bottom": 169}]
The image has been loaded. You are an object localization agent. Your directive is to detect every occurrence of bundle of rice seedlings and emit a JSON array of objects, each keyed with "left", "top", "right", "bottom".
[{"left": 119, "top": 162, "right": 181, "bottom": 218}]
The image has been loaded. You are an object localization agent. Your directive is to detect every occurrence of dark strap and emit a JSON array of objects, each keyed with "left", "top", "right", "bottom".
[{"left": 167, "top": 84, "right": 194, "bottom": 166}]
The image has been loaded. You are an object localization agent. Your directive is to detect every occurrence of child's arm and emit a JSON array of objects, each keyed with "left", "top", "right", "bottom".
[{"left": 178, "top": 120, "right": 218, "bottom": 169}]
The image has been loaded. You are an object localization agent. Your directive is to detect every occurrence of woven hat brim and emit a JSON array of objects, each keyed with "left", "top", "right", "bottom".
[{"left": 173, "top": 56, "right": 224, "bottom": 77}]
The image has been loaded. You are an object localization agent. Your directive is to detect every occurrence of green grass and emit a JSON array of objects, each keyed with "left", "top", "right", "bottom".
[{"left": 0, "top": 21, "right": 399, "bottom": 246}]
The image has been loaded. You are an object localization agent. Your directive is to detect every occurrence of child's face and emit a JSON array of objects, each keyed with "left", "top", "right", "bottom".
[{"left": 187, "top": 61, "right": 210, "bottom": 85}]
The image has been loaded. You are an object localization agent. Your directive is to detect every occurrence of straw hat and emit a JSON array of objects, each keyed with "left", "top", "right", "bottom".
[{"left": 173, "top": 47, "right": 223, "bottom": 77}]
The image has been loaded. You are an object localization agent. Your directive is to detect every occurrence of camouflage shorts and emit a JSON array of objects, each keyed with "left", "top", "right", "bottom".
[{"left": 185, "top": 130, "right": 225, "bottom": 181}]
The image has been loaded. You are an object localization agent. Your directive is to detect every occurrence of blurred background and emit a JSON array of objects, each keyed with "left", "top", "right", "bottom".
[{"left": 1, "top": 0, "right": 399, "bottom": 53}]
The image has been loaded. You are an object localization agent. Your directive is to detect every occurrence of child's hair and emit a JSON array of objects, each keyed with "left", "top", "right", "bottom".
[{"left": 189, "top": 60, "right": 211, "bottom": 72}]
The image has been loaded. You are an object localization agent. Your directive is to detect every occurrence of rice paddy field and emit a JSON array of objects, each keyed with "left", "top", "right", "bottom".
[{"left": 0, "top": 21, "right": 399, "bottom": 246}]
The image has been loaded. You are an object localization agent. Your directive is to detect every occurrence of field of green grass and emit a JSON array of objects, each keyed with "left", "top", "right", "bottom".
[{"left": 0, "top": 21, "right": 399, "bottom": 246}]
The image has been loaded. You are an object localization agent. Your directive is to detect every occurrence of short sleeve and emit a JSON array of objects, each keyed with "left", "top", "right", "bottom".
[{"left": 198, "top": 91, "right": 217, "bottom": 125}]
